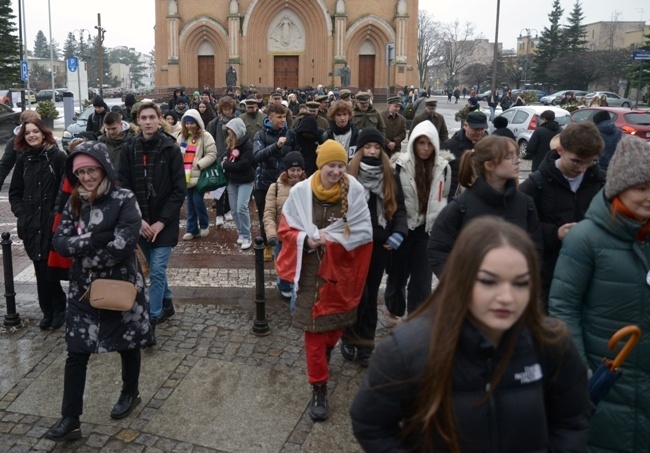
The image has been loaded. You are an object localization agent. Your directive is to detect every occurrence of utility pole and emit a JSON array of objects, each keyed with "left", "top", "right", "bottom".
[
  {"left": 95, "top": 14, "right": 106, "bottom": 97},
  {"left": 490, "top": 0, "right": 500, "bottom": 94}
]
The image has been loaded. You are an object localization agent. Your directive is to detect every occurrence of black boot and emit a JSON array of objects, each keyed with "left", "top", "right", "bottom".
[
  {"left": 309, "top": 382, "right": 328, "bottom": 422},
  {"left": 39, "top": 315, "right": 53, "bottom": 330},
  {"left": 144, "top": 320, "right": 156, "bottom": 348},
  {"left": 162, "top": 298, "right": 175, "bottom": 319},
  {"left": 51, "top": 310, "right": 66, "bottom": 329},
  {"left": 45, "top": 416, "right": 81, "bottom": 442},
  {"left": 357, "top": 348, "right": 373, "bottom": 368},
  {"left": 340, "top": 342, "right": 356, "bottom": 361},
  {"left": 110, "top": 391, "right": 141, "bottom": 419}
]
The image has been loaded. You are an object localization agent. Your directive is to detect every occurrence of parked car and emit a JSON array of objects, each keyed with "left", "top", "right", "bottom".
[
  {"left": 584, "top": 91, "right": 633, "bottom": 108},
  {"left": 476, "top": 89, "right": 503, "bottom": 101},
  {"left": 36, "top": 89, "right": 63, "bottom": 102},
  {"left": 489, "top": 105, "right": 571, "bottom": 156},
  {"left": 571, "top": 107, "right": 650, "bottom": 142},
  {"left": 511, "top": 89, "right": 548, "bottom": 102},
  {"left": 16, "top": 90, "right": 37, "bottom": 107},
  {"left": 540, "top": 90, "right": 588, "bottom": 105},
  {"left": 0, "top": 102, "right": 21, "bottom": 142},
  {"left": 61, "top": 105, "right": 94, "bottom": 151}
]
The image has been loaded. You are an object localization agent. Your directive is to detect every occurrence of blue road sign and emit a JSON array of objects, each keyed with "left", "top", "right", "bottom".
[
  {"left": 67, "top": 57, "right": 78, "bottom": 72},
  {"left": 632, "top": 51, "right": 650, "bottom": 61},
  {"left": 20, "top": 61, "right": 28, "bottom": 81}
]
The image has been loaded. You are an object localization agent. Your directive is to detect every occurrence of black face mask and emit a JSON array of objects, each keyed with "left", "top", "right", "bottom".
[{"left": 361, "top": 156, "right": 382, "bottom": 167}]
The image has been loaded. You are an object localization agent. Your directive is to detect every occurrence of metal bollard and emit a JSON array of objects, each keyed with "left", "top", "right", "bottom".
[
  {"left": 252, "top": 236, "right": 271, "bottom": 336},
  {"left": 2, "top": 232, "right": 21, "bottom": 327}
]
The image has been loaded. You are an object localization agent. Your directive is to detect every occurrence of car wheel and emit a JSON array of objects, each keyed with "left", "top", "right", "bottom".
[
  {"left": 551, "top": 100, "right": 556, "bottom": 106},
  {"left": 622, "top": 102, "right": 630, "bottom": 108},
  {"left": 519, "top": 140, "right": 529, "bottom": 159}
]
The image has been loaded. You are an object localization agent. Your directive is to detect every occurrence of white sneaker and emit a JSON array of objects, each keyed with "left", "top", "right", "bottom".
[
  {"left": 182, "top": 233, "right": 196, "bottom": 241},
  {"left": 240, "top": 239, "right": 252, "bottom": 250},
  {"left": 236, "top": 235, "right": 244, "bottom": 245},
  {"left": 224, "top": 211, "right": 233, "bottom": 221},
  {"left": 199, "top": 227, "right": 209, "bottom": 238},
  {"left": 216, "top": 216, "right": 224, "bottom": 227}
]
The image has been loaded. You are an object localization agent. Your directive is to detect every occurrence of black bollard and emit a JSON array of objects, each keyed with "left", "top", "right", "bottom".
[
  {"left": 252, "top": 236, "right": 271, "bottom": 336},
  {"left": 2, "top": 232, "right": 21, "bottom": 327}
]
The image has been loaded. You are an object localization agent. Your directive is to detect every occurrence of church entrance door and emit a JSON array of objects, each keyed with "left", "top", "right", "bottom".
[
  {"left": 274, "top": 56, "right": 299, "bottom": 89},
  {"left": 358, "top": 55, "right": 375, "bottom": 91},
  {"left": 198, "top": 56, "right": 215, "bottom": 89}
]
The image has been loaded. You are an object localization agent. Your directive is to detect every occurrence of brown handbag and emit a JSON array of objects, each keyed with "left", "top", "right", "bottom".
[{"left": 82, "top": 278, "right": 137, "bottom": 311}]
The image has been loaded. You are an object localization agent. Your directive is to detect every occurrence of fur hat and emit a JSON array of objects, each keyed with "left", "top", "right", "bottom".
[
  {"left": 605, "top": 135, "right": 650, "bottom": 200},
  {"left": 284, "top": 151, "right": 305, "bottom": 170},
  {"left": 356, "top": 127, "right": 385, "bottom": 151},
  {"left": 316, "top": 140, "right": 348, "bottom": 168}
]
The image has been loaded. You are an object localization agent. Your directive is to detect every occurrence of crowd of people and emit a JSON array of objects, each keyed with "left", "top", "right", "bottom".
[{"left": 2, "top": 82, "right": 649, "bottom": 451}]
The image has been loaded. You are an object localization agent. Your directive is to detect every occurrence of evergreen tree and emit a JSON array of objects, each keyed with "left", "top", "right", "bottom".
[
  {"left": 0, "top": 0, "right": 20, "bottom": 88},
  {"left": 51, "top": 39, "right": 61, "bottom": 59},
  {"left": 564, "top": 1, "right": 588, "bottom": 53},
  {"left": 533, "top": 0, "right": 564, "bottom": 85},
  {"left": 33, "top": 30, "right": 49, "bottom": 58},
  {"left": 63, "top": 33, "right": 78, "bottom": 59},
  {"left": 86, "top": 36, "right": 112, "bottom": 89}
]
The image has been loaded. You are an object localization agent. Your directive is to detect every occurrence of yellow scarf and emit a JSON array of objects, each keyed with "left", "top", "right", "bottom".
[{"left": 311, "top": 171, "right": 342, "bottom": 203}]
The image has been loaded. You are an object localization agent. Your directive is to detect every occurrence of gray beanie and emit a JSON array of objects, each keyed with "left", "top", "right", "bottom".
[{"left": 605, "top": 135, "right": 650, "bottom": 200}]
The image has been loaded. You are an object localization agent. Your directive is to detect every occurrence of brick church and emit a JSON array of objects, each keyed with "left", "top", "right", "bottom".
[{"left": 154, "top": 0, "right": 420, "bottom": 94}]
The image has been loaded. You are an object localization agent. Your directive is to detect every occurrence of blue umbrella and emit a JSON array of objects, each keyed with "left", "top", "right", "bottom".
[{"left": 588, "top": 325, "right": 641, "bottom": 406}]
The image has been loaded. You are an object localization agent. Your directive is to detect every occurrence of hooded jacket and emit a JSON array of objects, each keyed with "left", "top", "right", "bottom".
[
  {"left": 293, "top": 115, "right": 324, "bottom": 176},
  {"left": 177, "top": 109, "right": 217, "bottom": 188},
  {"left": 86, "top": 97, "right": 109, "bottom": 135},
  {"left": 53, "top": 141, "right": 151, "bottom": 353},
  {"left": 596, "top": 119, "right": 623, "bottom": 172},
  {"left": 393, "top": 121, "right": 453, "bottom": 234},
  {"left": 528, "top": 120, "right": 561, "bottom": 172},
  {"left": 98, "top": 120, "right": 135, "bottom": 171},
  {"left": 222, "top": 117, "right": 255, "bottom": 185},
  {"left": 253, "top": 117, "right": 297, "bottom": 191}
]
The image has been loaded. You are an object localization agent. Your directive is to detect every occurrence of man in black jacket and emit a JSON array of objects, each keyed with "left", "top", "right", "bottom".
[
  {"left": 528, "top": 110, "right": 561, "bottom": 171},
  {"left": 86, "top": 96, "right": 108, "bottom": 135},
  {"left": 119, "top": 102, "right": 186, "bottom": 332},
  {"left": 519, "top": 122, "right": 605, "bottom": 302}
]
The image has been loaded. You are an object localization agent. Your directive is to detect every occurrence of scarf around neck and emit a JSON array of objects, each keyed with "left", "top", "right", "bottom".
[
  {"left": 357, "top": 158, "right": 387, "bottom": 227},
  {"left": 311, "top": 170, "right": 342, "bottom": 203}
]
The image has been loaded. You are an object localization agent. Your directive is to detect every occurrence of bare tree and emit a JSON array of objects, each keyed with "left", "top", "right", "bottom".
[
  {"left": 433, "top": 20, "right": 484, "bottom": 86},
  {"left": 603, "top": 11, "right": 622, "bottom": 51},
  {"left": 460, "top": 62, "right": 492, "bottom": 92},
  {"left": 417, "top": 11, "right": 437, "bottom": 89}
]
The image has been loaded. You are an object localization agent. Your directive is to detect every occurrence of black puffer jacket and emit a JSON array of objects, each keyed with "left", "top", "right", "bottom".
[
  {"left": 519, "top": 150, "right": 605, "bottom": 297},
  {"left": 528, "top": 120, "right": 560, "bottom": 172},
  {"left": 118, "top": 131, "right": 186, "bottom": 248},
  {"left": 9, "top": 144, "right": 67, "bottom": 261},
  {"left": 427, "top": 177, "right": 543, "bottom": 278},
  {"left": 253, "top": 118, "right": 296, "bottom": 191},
  {"left": 350, "top": 315, "right": 592, "bottom": 452}
]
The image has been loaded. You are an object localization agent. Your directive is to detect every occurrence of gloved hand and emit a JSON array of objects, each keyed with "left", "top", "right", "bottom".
[
  {"left": 91, "top": 231, "right": 114, "bottom": 248},
  {"left": 267, "top": 237, "right": 279, "bottom": 247}
]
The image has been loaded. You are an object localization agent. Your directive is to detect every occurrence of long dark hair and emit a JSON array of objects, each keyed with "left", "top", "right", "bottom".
[
  {"left": 348, "top": 146, "right": 398, "bottom": 220},
  {"left": 14, "top": 119, "right": 57, "bottom": 151},
  {"left": 403, "top": 216, "right": 567, "bottom": 451}
]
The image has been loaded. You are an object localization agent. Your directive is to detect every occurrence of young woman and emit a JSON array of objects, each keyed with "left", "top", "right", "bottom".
[
  {"left": 263, "top": 151, "right": 306, "bottom": 298},
  {"left": 164, "top": 110, "right": 182, "bottom": 139},
  {"left": 197, "top": 100, "right": 216, "bottom": 126},
  {"left": 549, "top": 136, "right": 650, "bottom": 451},
  {"left": 428, "top": 135, "right": 543, "bottom": 279},
  {"left": 45, "top": 142, "right": 151, "bottom": 442},
  {"left": 351, "top": 216, "right": 592, "bottom": 452},
  {"left": 384, "top": 121, "right": 453, "bottom": 325},
  {"left": 177, "top": 109, "right": 217, "bottom": 241},
  {"left": 322, "top": 100, "right": 359, "bottom": 160},
  {"left": 276, "top": 140, "right": 372, "bottom": 422},
  {"left": 208, "top": 96, "right": 237, "bottom": 227},
  {"left": 9, "top": 118, "right": 67, "bottom": 329},
  {"left": 221, "top": 117, "right": 255, "bottom": 250},
  {"left": 342, "top": 127, "right": 407, "bottom": 366}
]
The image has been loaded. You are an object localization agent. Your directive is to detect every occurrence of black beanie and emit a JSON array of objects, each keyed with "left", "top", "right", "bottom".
[
  {"left": 93, "top": 96, "right": 105, "bottom": 107},
  {"left": 356, "top": 127, "right": 385, "bottom": 151},
  {"left": 593, "top": 110, "right": 611, "bottom": 125},
  {"left": 284, "top": 151, "right": 305, "bottom": 170},
  {"left": 124, "top": 93, "right": 136, "bottom": 106}
]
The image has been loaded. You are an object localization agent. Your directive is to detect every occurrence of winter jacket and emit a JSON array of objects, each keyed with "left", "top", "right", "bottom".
[
  {"left": 410, "top": 111, "right": 449, "bottom": 142},
  {"left": 238, "top": 110, "right": 267, "bottom": 141},
  {"left": 427, "top": 177, "right": 543, "bottom": 278},
  {"left": 98, "top": 121, "right": 135, "bottom": 171},
  {"left": 263, "top": 173, "right": 301, "bottom": 242},
  {"left": 222, "top": 118, "right": 255, "bottom": 185},
  {"left": 0, "top": 125, "right": 20, "bottom": 190},
  {"left": 177, "top": 110, "right": 217, "bottom": 188},
  {"left": 350, "top": 315, "right": 592, "bottom": 452},
  {"left": 86, "top": 98, "right": 109, "bottom": 135},
  {"left": 9, "top": 143, "right": 67, "bottom": 261},
  {"left": 363, "top": 173, "right": 409, "bottom": 245},
  {"left": 207, "top": 114, "right": 236, "bottom": 161},
  {"left": 441, "top": 128, "right": 488, "bottom": 200},
  {"left": 53, "top": 142, "right": 151, "bottom": 354},
  {"left": 351, "top": 105, "right": 386, "bottom": 134},
  {"left": 253, "top": 118, "right": 297, "bottom": 191},
  {"left": 322, "top": 123, "right": 360, "bottom": 160},
  {"left": 519, "top": 150, "right": 605, "bottom": 297},
  {"left": 293, "top": 115, "right": 324, "bottom": 176},
  {"left": 393, "top": 121, "right": 453, "bottom": 233},
  {"left": 528, "top": 120, "right": 561, "bottom": 172},
  {"left": 381, "top": 111, "right": 408, "bottom": 154},
  {"left": 549, "top": 190, "right": 650, "bottom": 452},
  {"left": 118, "top": 130, "right": 186, "bottom": 248},
  {"left": 596, "top": 119, "right": 623, "bottom": 172}
]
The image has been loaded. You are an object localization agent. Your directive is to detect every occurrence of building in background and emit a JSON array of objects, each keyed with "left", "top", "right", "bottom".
[{"left": 584, "top": 21, "right": 646, "bottom": 51}]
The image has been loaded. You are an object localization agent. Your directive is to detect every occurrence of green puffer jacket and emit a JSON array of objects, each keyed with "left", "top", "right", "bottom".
[{"left": 549, "top": 189, "right": 650, "bottom": 453}]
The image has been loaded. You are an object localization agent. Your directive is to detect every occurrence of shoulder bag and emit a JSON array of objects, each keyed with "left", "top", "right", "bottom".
[
  {"left": 196, "top": 158, "right": 228, "bottom": 193},
  {"left": 81, "top": 274, "right": 137, "bottom": 311}
]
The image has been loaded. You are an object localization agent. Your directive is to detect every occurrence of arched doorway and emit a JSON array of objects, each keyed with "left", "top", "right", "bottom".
[
  {"left": 358, "top": 40, "right": 375, "bottom": 91},
  {"left": 197, "top": 41, "right": 215, "bottom": 89}
]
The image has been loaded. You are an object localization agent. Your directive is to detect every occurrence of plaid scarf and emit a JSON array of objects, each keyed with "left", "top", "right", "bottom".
[{"left": 133, "top": 132, "right": 161, "bottom": 222}]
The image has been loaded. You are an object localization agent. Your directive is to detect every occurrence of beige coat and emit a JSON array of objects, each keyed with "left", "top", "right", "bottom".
[
  {"left": 177, "top": 109, "right": 217, "bottom": 188},
  {"left": 263, "top": 174, "right": 301, "bottom": 241}
]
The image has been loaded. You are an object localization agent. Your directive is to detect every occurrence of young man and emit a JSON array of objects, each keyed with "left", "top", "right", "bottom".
[
  {"left": 519, "top": 122, "right": 605, "bottom": 302},
  {"left": 380, "top": 96, "right": 407, "bottom": 156},
  {"left": 253, "top": 103, "right": 296, "bottom": 261},
  {"left": 528, "top": 110, "right": 561, "bottom": 172},
  {"left": 99, "top": 111, "right": 134, "bottom": 171},
  {"left": 86, "top": 96, "right": 108, "bottom": 135},
  {"left": 119, "top": 102, "right": 186, "bottom": 338}
]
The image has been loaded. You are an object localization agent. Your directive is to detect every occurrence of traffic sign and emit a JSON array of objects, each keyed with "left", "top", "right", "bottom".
[
  {"left": 632, "top": 51, "right": 650, "bottom": 61},
  {"left": 20, "top": 61, "right": 28, "bottom": 81},
  {"left": 67, "top": 57, "right": 78, "bottom": 72}
]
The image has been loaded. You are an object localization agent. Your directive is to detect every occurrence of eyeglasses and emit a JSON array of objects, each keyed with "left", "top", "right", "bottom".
[
  {"left": 74, "top": 167, "right": 101, "bottom": 178},
  {"left": 504, "top": 153, "right": 520, "bottom": 164}
]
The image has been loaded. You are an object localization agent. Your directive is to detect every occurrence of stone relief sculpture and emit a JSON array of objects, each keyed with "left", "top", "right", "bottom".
[{"left": 268, "top": 12, "right": 305, "bottom": 51}]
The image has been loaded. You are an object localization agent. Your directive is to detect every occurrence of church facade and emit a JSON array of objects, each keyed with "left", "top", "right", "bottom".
[{"left": 154, "top": 0, "right": 419, "bottom": 94}]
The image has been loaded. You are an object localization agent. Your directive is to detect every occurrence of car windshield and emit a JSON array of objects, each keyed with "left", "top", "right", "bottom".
[
  {"left": 624, "top": 113, "right": 650, "bottom": 125},
  {"left": 556, "top": 115, "right": 572, "bottom": 126}
]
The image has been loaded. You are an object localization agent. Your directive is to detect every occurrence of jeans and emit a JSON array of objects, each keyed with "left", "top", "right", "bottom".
[
  {"left": 186, "top": 187, "right": 210, "bottom": 235},
  {"left": 489, "top": 106, "right": 496, "bottom": 122},
  {"left": 273, "top": 242, "right": 292, "bottom": 292},
  {"left": 138, "top": 240, "right": 173, "bottom": 321},
  {"left": 228, "top": 182, "right": 253, "bottom": 241},
  {"left": 61, "top": 349, "right": 140, "bottom": 417}
]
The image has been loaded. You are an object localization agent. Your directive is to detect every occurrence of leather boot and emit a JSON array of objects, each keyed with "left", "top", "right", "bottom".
[
  {"left": 340, "top": 342, "right": 356, "bottom": 361},
  {"left": 144, "top": 320, "right": 156, "bottom": 348},
  {"left": 309, "top": 382, "right": 328, "bottom": 422},
  {"left": 110, "top": 391, "right": 141, "bottom": 419},
  {"left": 162, "top": 298, "right": 175, "bottom": 319},
  {"left": 51, "top": 310, "right": 66, "bottom": 329},
  {"left": 45, "top": 416, "right": 81, "bottom": 442}
]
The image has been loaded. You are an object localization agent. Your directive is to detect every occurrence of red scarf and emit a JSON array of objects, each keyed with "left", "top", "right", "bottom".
[{"left": 611, "top": 196, "right": 650, "bottom": 241}]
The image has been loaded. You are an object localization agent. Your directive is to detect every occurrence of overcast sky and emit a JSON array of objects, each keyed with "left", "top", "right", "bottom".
[{"left": 11, "top": 0, "right": 650, "bottom": 57}]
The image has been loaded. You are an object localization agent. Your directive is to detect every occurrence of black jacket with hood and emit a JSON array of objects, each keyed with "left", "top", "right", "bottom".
[
  {"left": 253, "top": 117, "right": 297, "bottom": 191},
  {"left": 293, "top": 114, "right": 324, "bottom": 176},
  {"left": 86, "top": 96, "right": 109, "bottom": 135},
  {"left": 528, "top": 120, "right": 560, "bottom": 172}
]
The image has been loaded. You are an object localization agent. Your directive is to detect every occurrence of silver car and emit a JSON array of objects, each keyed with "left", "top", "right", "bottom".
[
  {"left": 540, "top": 90, "right": 588, "bottom": 106},
  {"left": 489, "top": 106, "right": 571, "bottom": 156},
  {"left": 585, "top": 91, "right": 633, "bottom": 108}
]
